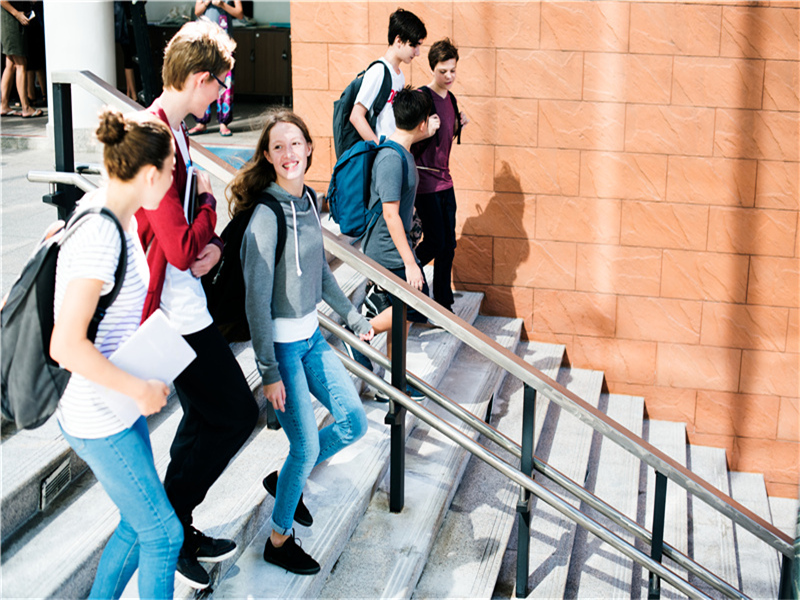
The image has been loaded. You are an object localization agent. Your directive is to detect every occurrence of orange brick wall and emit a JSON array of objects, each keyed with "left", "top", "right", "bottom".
[{"left": 290, "top": 1, "right": 799, "bottom": 498}]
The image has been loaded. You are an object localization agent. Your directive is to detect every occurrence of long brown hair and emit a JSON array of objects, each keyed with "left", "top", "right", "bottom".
[{"left": 226, "top": 109, "right": 314, "bottom": 218}]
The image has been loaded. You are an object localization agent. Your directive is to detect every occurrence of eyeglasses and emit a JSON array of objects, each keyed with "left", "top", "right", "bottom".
[{"left": 209, "top": 72, "right": 228, "bottom": 90}]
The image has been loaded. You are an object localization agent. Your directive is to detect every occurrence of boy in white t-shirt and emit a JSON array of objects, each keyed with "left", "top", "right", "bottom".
[{"left": 349, "top": 8, "right": 427, "bottom": 142}]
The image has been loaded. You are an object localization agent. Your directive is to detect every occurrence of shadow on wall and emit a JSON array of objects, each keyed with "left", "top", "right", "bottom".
[{"left": 454, "top": 162, "right": 529, "bottom": 331}]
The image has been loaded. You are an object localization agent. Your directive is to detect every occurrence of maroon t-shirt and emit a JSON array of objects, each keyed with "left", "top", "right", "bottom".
[{"left": 412, "top": 89, "right": 457, "bottom": 194}]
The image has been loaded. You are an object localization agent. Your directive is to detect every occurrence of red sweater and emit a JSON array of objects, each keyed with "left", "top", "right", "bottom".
[{"left": 136, "top": 98, "right": 222, "bottom": 322}]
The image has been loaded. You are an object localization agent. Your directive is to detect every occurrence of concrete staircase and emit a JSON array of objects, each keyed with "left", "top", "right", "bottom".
[{"left": 2, "top": 259, "right": 795, "bottom": 599}]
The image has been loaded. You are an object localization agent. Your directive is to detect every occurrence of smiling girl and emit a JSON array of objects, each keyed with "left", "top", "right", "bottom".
[{"left": 228, "top": 109, "right": 374, "bottom": 575}]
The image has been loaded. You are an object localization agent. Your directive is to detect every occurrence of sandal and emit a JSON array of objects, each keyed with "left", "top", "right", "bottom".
[
  {"left": 187, "top": 124, "right": 207, "bottom": 136},
  {"left": 19, "top": 109, "right": 43, "bottom": 118},
  {"left": 219, "top": 124, "right": 232, "bottom": 137},
  {"left": 0, "top": 110, "right": 19, "bottom": 117}
]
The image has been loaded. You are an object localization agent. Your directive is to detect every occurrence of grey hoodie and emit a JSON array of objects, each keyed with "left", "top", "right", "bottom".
[{"left": 241, "top": 182, "right": 371, "bottom": 386}]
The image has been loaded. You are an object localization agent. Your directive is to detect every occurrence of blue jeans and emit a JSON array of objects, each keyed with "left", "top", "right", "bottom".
[
  {"left": 60, "top": 417, "right": 183, "bottom": 600},
  {"left": 271, "top": 328, "right": 368, "bottom": 534}
]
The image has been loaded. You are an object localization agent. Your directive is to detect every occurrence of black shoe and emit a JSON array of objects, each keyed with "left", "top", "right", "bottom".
[
  {"left": 263, "top": 531, "right": 320, "bottom": 575},
  {"left": 175, "top": 554, "right": 210, "bottom": 590},
  {"left": 262, "top": 471, "right": 314, "bottom": 527},
  {"left": 364, "top": 282, "right": 391, "bottom": 319},
  {"left": 185, "top": 526, "right": 237, "bottom": 563},
  {"left": 344, "top": 337, "right": 373, "bottom": 373}
]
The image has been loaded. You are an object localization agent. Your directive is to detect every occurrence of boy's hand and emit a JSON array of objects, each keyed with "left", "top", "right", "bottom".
[
  {"left": 196, "top": 170, "right": 213, "bottom": 196},
  {"left": 405, "top": 262, "right": 424, "bottom": 291},
  {"left": 190, "top": 243, "right": 221, "bottom": 277},
  {"left": 460, "top": 111, "right": 470, "bottom": 127},
  {"left": 426, "top": 114, "right": 441, "bottom": 138}
]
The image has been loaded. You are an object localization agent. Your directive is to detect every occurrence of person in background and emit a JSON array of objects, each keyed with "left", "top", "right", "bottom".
[
  {"left": 229, "top": 109, "right": 373, "bottom": 575},
  {"left": 51, "top": 108, "right": 181, "bottom": 600},
  {"left": 187, "top": 0, "right": 243, "bottom": 137},
  {"left": 136, "top": 21, "right": 258, "bottom": 590},
  {"left": 411, "top": 38, "right": 468, "bottom": 313},
  {"left": 0, "top": 1, "right": 42, "bottom": 117},
  {"left": 114, "top": 1, "right": 137, "bottom": 102}
]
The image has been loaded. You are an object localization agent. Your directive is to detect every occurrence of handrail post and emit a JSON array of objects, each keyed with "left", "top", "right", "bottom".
[
  {"left": 648, "top": 471, "right": 668, "bottom": 599},
  {"left": 384, "top": 296, "right": 407, "bottom": 513},
  {"left": 778, "top": 552, "right": 794, "bottom": 599},
  {"left": 50, "top": 82, "right": 81, "bottom": 220},
  {"left": 516, "top": 383, "right": 536, "bottom": 597}
]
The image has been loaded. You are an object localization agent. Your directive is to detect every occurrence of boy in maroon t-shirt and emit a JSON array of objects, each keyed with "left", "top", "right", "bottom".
[{"left": 411, "top": 38, "right": 468, "bottom": 312}]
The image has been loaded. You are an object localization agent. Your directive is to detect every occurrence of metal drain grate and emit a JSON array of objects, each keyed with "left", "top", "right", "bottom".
[{"left": 40, "top": 459, "right": 72, "bottom": 510}]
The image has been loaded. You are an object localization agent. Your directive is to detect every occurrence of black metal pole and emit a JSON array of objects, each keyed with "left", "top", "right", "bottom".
[
  {"left": 51, "top": 83, "right": 79, "bottom": 220},
  {"left": 648, "top": 471, "right": 668, "bottom": 600},
  {"left": 516, "top": 383, "right": 536, "bottom": 597},
  {"left": 385, "top": 295, "right": 407, "bottom": 513},
  {"left": 778, "top": 553, "right": 795, "bottom": 599}
]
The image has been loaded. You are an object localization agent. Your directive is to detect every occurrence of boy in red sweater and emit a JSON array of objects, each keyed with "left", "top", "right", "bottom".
[{"left": 136, "top": 21, "right": 258, "bottom": 590}]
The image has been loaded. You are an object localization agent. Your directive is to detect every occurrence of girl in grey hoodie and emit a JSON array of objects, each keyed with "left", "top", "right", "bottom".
[{"left": 228, "top": 109, "right": 374, "bottom": 575}]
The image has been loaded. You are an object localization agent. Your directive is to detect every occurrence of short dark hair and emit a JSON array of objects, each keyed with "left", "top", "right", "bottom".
[
  {"left": 388, "top": 8, "right": 426, "bottom": 47},
  {"left": 393, "top": 86, "right": 432, "bottom": 131},
  {"left": 428, "top": 38, "right": 459, "bottom": 70}
]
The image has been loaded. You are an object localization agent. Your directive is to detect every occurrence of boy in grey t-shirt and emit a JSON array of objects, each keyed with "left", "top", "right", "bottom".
[{"left": 357, "top": 87, "right": 440, "bottom": 398}]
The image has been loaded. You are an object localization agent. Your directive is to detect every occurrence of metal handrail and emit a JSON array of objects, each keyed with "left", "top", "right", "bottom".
[
  {"left": 331, "top": 345, "right": 715, "bottom": 600},
  {"left": 27, "top": 171, "right": 98, "bottom": 194},
  {"left": 320, "top": 314, "right": 748, "bottom": 600},
  {"left": 49, "top": 68, "right": 792, "bottom": 587}
]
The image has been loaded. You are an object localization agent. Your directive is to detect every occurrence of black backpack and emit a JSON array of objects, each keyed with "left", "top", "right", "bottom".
[
  {"left": 202, "top": 192, "right": 286, "bottom": 343},
  {"left": 1, "top": 208, "right": 127, "bottom": 430},
  {"left": 332, "top": 60, "right": 393, "bottom": 159}
]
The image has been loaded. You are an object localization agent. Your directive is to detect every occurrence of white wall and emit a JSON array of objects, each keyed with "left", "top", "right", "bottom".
[
  {"left": 44, "top": 1, "right": 115, "bottom": 133},
  {"left": 144, "top": 1, "right": 290, "bottom": 26}
]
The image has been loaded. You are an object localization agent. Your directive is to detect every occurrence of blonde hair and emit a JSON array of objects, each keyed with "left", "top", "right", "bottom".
[
  {"left": 162, "top": 20, "right": 235, "bottom": 91},
  {"left": 227, "top": 109, "right": 314, "bottom": 218},
  {"left": 95, "top": 109, "right": 173, "bottom": 181}
]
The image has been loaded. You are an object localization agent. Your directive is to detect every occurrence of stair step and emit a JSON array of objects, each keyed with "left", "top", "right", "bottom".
[
  {"left": 568, "top": 393, "right": 645, "bottom": 599},
  {"left": 214, "top": 310, "right": 512, "bottom": 599},
  {"left": 413, "top": 340, "right": 566, "bottom": 600},
  {"left": 689, "top": 446, "right": 738, "bottom": 594},
  {"left": 729, "top": 471, "right": 780, "bottom": 598},
  {"left": 768, "top": 496, "right": 799, "bottom": 539},
  {"left": 492, "top": 366, "right": 604, "bottom": 598}
]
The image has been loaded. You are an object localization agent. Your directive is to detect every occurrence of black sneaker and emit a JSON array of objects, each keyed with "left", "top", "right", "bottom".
[
  {"left": 186, "top": 526, "right": 237, "bottom": 563},
  {"left": 263, "top": 531, "right": 320, "bottom": 575},
  {"left": 344, "top": 337, "right": 373, "bottom": 373},
  {"left": 262, "top": 471, "right": 314, "bottom": 527},
  {"left": 175, "top": 554, "right": 210, "bottom": 590},
  {"left": 364, "top": 282, "right": 391, "bottom": 319}
]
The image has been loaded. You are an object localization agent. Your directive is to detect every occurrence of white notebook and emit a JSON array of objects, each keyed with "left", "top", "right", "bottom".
[{"left": 94, "top": 310, "right": 196, "bottom": 425}]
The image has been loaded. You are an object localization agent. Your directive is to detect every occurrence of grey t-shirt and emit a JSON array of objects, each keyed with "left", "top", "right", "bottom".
[{"left": 362, "top": 143, "right": 418, "bottom": 270}]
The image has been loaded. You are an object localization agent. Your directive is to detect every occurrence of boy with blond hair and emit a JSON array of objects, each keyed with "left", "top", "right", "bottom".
[{"left": 136, "top": 21, "right": 258, "bottom": 590}]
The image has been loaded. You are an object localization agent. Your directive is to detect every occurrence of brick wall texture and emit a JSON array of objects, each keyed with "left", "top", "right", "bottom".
[{"left": 290, "top": 0, "right": 799, "bottom": 498}]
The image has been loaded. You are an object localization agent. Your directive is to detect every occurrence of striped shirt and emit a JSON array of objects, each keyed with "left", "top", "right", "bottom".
[{"left": 54, "top": 213, "right": 150, "bottom": 439}]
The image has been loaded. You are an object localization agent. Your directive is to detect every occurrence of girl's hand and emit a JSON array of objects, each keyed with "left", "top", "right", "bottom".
[
  {"left": 359, "top": 327, "right": 375, "bottom": 342},
  {"left": 135, "top": 379, "right": 170, "bottom": 416},
  {"left": 264, "top": 381, "right": 286, "bottom": 413}
]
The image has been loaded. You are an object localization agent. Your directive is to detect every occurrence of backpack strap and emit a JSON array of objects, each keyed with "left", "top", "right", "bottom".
[
  {"left": 449, "top": 92, "right": 462, "bottom": 144},
  {"left": 62, "top": 207, "right": 127, "bottom": 342},
  {"left": 365, "top": 60, "right": 393, "bottom": 121},
  {"left": 256, "top": 192, "right": 287, "bottom": 267}
]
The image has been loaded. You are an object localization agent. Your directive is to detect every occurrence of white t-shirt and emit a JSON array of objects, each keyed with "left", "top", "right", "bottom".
[
  {"left": 54, "top": 212, "right": 151, "bottom": 439},
  {"left": 355, "top": 58, "right": 405, "bottom": 138},
  {"left": 160, "top": 126, "right": 213, "bottom": 335}
]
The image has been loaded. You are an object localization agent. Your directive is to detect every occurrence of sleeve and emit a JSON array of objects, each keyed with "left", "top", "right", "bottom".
[
  {"left": 240, "top": 205, "right": 281, "bottom": 386},
  {"left": 143, "top": 172, "right": 219, "bottom": 271},
  {"left": 59, "top": 217, "right": 122, "bottom": 295},
  {"left": 354, "top": 62, "right": 387, "bottom": 113},
  {"left": 320, "top": 260, "right": 371, "bottom": 335},
  {"left": 374, "top": 152, "right": 404, "bottom": 204}
]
